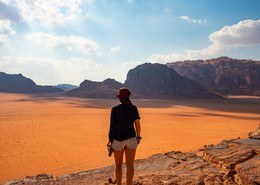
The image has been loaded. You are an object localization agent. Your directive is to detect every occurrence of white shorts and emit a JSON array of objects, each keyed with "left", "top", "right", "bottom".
[{"left": 112, "top": 137, "right": 138, "bottom": 151}]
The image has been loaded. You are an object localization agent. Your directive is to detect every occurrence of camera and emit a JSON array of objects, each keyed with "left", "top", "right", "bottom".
[{"left": 107, "top": 143, "right": 113, "bottom": 157}]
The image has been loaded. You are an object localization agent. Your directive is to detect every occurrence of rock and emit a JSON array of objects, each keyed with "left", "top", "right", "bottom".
[
  {"left": 66, "top": 63, "right": 223, "bottom": 99},
  {"left": 109, "top": 151, "right": 226, "bottom": 185},
  {"left": 203, "top": 140, "right": 257, "bottom": 170},
  {"left": 231, "top": 139, "right": 260, "bottom": 153},
  {"left": 235, "top": 156, "right": 260, "bottom": 185},
  {"left": 4, "top": 174, "right": 53, "bottom": 185},
  {"left": 167, "top": 56, "right": 260, "bottom": 96},
  {"left": 0, "top": 72, "right": 64, "bottom": 93},
  {"left": 125, "top": 63, "right": 222, "bottom": 99},
  {"left": 66, "top": 78, "right": 123, "bottom": 98},
  {"left": 203, "top": 139, "right": 260, "bottom": 185},
  {"left": 249, "top": 125, "right": 260, "bottom": 139},
  {"left": 35, "top": 174, "right": 53, "bottom": 180}
]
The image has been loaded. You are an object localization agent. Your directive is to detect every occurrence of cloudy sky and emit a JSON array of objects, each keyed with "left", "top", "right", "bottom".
[{"left": 0, "top": 0, "right": 260, "bottom": 85}]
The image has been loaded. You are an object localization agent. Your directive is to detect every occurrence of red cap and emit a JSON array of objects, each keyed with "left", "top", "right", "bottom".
[{"left": 116, "top": 87, "right": 131, "bottom": 98}]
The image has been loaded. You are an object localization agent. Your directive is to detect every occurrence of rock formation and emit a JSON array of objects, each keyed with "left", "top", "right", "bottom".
[
  {"left": 249, "top": 125, "right": 260, "bottom": 139},
  {"left": 6, "top": 127, "right": 260, "bottom": 185},
  {"left": 66, "top": 78, "right": 123, "bottom": 98},
  {"left": 125, "top": 63, "right": 222, "bottom": 99},
  {"left": 66, "top": 63, "right": 223, "bottom": 99},
  {"left": 2, "top": 56, "right": 260, "bottom": 98},
  {"left": 167, "top": 57, "right": 260, "bottom": 96},
  {"left": 0, "top": 72, "right": 64, "bottom": 93}
]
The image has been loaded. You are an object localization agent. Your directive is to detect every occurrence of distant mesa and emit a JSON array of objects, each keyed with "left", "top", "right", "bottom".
[
  {"left": 65, "top": 78, "right": 123, "bottom": 98},
  {"left": 55, "top": 84, "right": 78, "bottom": 91},
  {"left": 125, "top": 63, "right": 222, "bottom": 99},
  {"left": 0, "top": 72, "right": 64, "bottom": 93},
  {"left": 1, "top": 56, "right": 260, "bottom": 98},
  {"left": 167, "top": 56, "right": 260, "bottom": 96},
  {"left": 67, "top": 63, "right": 222, "bottom": 99}
]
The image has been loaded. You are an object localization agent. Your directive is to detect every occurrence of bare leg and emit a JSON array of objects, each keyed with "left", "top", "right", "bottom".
[
  {"left": 125, "top": 147, "right": 136, "bottom": 185},
  {"left": 114, "top": 149, "right": 124, "bottom": 185}
]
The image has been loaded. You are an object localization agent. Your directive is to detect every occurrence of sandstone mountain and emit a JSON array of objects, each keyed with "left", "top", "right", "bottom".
[
  {"left": 125, "top": 63, "right": 222, "bottom": 99},
  {"left": 66, "top": 78, "right": 123, "bottom": 98},
  {"left": 3, "top": 56, "right": 259, "bottom": 98},
  {"left": 0, "top": 72, "right": 64, "bottom": 93},
  {"left": 167, "top": 57, "right": 260, "bottom": 96}
]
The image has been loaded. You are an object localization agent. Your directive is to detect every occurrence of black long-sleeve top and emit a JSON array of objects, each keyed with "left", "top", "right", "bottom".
[{"left": 109, "top": 104, "right": 140, "bottom": 142}]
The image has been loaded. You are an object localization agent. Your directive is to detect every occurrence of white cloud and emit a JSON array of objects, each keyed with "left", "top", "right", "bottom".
[
  {"left": 0, "top": 0, "right": 10, "bottom": 4},
  {"left": 180, "top": 15, "right": 207, "bottom": 24},
  {"left": 180, "top": 16, "right": 189, "bottom": 21},
  {"left": 209, "top": 19, "right": 260, "bottom": 47},
  {"left": 13, "top": 0, "right": 90, "bottom": 25},
  {"left": 0, "top": 19, "right": 15, "bottom": 46},
  {"left": 110, "top": 46, "right": 120, "bottom": 53},
  {"left": 0, "top": 54, "right": 144, "bottom": 85},
  {"left": 0, "top": 19, "right": 15, "bottom": 35},
  {"left": 149, "top": 19, "right": 260, "bottom": 63},
  {"left": 0, "top": 34, "right": 9, "bottom": 46},
  {"left": 25, "top": 32, "right": 99, "bottom": 54},
  {"left": 0, "top": 56, "right": 108, "bottom": 85}
]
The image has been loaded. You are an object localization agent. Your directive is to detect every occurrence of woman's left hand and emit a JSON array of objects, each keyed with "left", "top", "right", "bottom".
[{"left": 136, "top": 136, "right": 142, "bottom": 144}]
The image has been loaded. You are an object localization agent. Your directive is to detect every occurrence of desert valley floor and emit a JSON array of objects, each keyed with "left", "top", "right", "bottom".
[{"left": 0, "top": 93, "right": 259, "bottom": 184}]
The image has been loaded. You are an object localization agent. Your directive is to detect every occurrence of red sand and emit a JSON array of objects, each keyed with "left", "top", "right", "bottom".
[{"left": 0, "top": 93, "right": 259, "bottom": 184}]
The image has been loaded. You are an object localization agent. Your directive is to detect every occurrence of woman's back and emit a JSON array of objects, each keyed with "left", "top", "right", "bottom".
[{"left": 111, "top": 104, "right": 140, "bottom": 141}]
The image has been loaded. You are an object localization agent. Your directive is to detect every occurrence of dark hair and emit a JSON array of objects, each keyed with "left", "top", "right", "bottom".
[{"left": 119, "top": 97, "right": 132, "bottom": 105}]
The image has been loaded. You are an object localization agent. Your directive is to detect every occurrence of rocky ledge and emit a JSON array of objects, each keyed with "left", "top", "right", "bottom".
[{"left": 5, "top": 128, "right": 260, "bottom": 185}]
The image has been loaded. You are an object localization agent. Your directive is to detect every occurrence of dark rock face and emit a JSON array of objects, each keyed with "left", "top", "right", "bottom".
[
  {"left": 0, "top": 72, "right": 64, "bottom": 93},
  {"left": 167, "top": 57, "right": 260, "bottom": 96},
  {"left": 66, "top": 78, "right": 123, "bottom": 98},
  {"left": 6, "top": 138, "right": 259, "bottom": 185},
  {"left": 125, "top": 63, "right": 222, "bottom": 99}
]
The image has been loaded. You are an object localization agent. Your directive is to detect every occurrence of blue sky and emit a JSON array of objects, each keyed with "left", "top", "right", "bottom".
[{"left": 0, "top": 0, "right": 260, "bottom": 85}]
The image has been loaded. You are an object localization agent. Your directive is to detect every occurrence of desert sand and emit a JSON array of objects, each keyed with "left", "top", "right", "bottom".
[{"left": 0, "top": 93, "right": 259, "bottom": 184}]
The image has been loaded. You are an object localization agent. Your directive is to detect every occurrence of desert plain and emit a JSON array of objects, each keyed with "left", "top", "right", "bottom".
[{"left": 0, "top": 93, "right": 259, "bottom": 184}]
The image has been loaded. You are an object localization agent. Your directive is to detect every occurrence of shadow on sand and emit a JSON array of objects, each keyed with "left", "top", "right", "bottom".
[{"left": 12, "top": 93, "right": 260, "bottom": 115}]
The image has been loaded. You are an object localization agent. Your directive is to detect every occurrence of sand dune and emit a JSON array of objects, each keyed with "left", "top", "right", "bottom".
[{"left": 0, "top": 93, "right": 259, "bottom": 184}]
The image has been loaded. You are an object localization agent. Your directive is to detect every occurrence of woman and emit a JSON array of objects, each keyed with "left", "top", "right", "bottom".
[{"left": 108, "top": 87, "right": 141, "bottom": 185}]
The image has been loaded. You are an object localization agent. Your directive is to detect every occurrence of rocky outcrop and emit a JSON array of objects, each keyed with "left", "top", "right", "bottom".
[
  {"left": 0, "top": 72, "right": 64, "bottom": 93},
  {"left": 167, "top": 57, "right": 260, "bottom": 96},
  {"left": 6, "top": 131, "right": 260, "bottom": 185},
  {"left": 202, "top": 139, "right": 260, "bottom": 185},
  {"left": 66, "top": 78, "right": 123, "bottom": 98},
  {"left": 125, "top": 63, "right": 222, "bottom": 99},
  {"left": 249, "top": 125, "right": 260, "bottom": 139}
]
